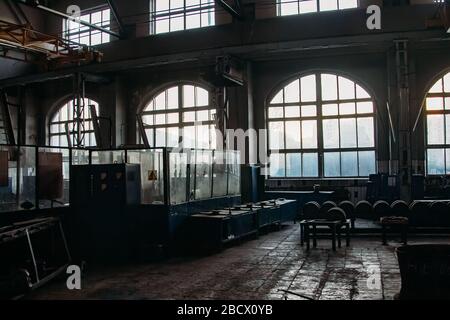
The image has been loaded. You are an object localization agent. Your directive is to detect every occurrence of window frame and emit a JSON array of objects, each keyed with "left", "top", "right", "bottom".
[
  {"left": 266, "top": 72, "right": 377, "bottom": 179},
  {"left": 276, "top": 0, "right": 359, "bottom": 16},
  {"left": 63, "top": 5, "right": 111, "bottom": 46},
  {"left": 149, "top": 0, "right": 216, "bottom": 35},
  {"left": 140, "top": 82, "right": 216, "bottom": 149},
  {"left": 425, "top": 71, "right": 450, "bottom": 176}
]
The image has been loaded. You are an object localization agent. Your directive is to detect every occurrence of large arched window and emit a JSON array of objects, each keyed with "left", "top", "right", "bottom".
[
  {"left": 425, "top": 71, "right": 450, "bottom": 175},
  {"left": 268, "top": 73, "right": 376, "bottom": 178},
  {"left": 49, "top": 98, "right": 99, "bottom": 147},
  {"left": 141, "top": 84, "right": 216, "bottom": 149}
]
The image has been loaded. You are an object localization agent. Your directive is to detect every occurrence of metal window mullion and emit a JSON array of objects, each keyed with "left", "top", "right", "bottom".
[
  {"left": 183, "top": 0, "right": 187, "bottom": 30},
  {"left": 336, "top": 73, "right": 344, "bottom": 176},
  {"left": 178, "top": 85, "right": 183, "bottom": 146},
  {"left": 298, "top": 76, "right": 302, "bottom": 177},
  {"left": 445, "top": 111, "right": 448, "bottom": 173},
  {"left": 317, "top": 72, "right": 324, "bottom": 178}
]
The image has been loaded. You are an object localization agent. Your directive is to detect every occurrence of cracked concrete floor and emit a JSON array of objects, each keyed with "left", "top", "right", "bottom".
[{"left": 27, "top": 224, "right": 450, "bottom": 300}]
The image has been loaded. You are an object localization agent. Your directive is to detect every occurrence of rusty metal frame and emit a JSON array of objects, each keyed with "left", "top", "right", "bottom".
[{"left": 0, "top": 19, "right": 103, "bottom": 67}]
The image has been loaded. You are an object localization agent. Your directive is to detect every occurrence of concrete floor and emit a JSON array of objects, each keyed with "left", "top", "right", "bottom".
[{"left": 28, "top": 224, "right": 450, "bottom": 300}]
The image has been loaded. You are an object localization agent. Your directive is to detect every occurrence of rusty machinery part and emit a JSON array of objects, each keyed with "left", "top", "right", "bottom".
[{"left": 0, "top": 19, "right": 103, "bottom": 70}]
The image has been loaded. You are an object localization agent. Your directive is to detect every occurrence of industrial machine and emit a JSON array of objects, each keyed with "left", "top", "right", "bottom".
[
  {"left": 69, "top": 163, "right": 141, "bottom": 262},
  {"left": 67, "top": 148, "right": 242, "bottom": 261}
]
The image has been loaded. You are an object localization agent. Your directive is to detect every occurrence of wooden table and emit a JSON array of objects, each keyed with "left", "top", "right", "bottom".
[{"left": 300, "top": 219, "right": 351, "bottom": 251}]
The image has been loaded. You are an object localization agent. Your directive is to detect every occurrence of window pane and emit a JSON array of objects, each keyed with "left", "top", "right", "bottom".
[
  {"left": 339, "top": 102, "right": 356, "bottom": 115},
  {"left": 341, "top": 152, "right": 358, "bottom": 177},
  {"left": 197, "top": 110, "right": 209, "bottom": 121},
  {"left": 339, "top": 0, "right": 358, "bottom": 9},
  {"left": 269, "top": 122, "right": 285, "bottom": 150},
  {"left": 155, "top": 114, "right": 166, "bottom": 125},
  {"left": 156, "top": 19, "right": 170, "bottom": 34},
  {"left": 286, "top": 153, "right": 301, "bottom": 177},
  {"left": 284, "top": 79, "right": 300, "bottom": 103},
  {"left": 155, "top": 92, "right": 166, "bottom": 110},
  {"left": 145, "top": 101, "right": 154, "bottom": 112},
  {"left": 447, "top": 114, "right": 450, "bottom": 144},
  {"left": 197, "top": 125, "right": 210, "bottom": 149},
  {"left": 91, "top": 11, "right": 102, "bottom": 24},
  {"left": 50, "top": 124, "right": 60, "bottom": 134},
  {"left": 427, "top": 148, "right": 445, "bottom": 175},
  {"left": 340, "top": 118, "right": 357, "bottom": 148},
  {"left": 321, "top": 74, "right": 338, "bottom": 101},
  {"left": 167, "top": 87, "right": 179, "bottom": 109},
  {"left": 303, "top": 153, "right": 318, "bottom": 177},
  {"left": 156, "top": 0, "right": 170, "bottom": 12},
  {"left": 302, "top": 120, "right": 318, "bottom": 149},
  {"left": 285, "top": 121, "right": 301, "bottom": 149},
  {"left": 324, "top": 152, "right": 340, "bottom": 177},
  {"left": 357, "top": 117, "right": 375, "bottom": 148},
  {"left": 201, "top": 9, "right": 214, "bottom": 27},
  {"left": 167, "top": 113, "right": 179, "bottom": 124},
  {"left": 301, "top": 75, "right": 316, "bottom": 102},
  {"left": 356, "top": 84, "right": 371, "bottom": 98},
  {"left": 427, "top": 115, "right": 445, "bottom": 145},
  {"left": 426, "top": 97, "right": 444, "bottom": 111},
  {"left": 183, "top": 85, "right": 195, "bottom": 107},
  {"left": 271, "top": 90, "right": 283, "bottom": 104},
  {"left": 196, "top": 87, "right": 209, "bottom": 106},
  {"left": 338, "top": 76, "right": 355, "bottom": 100},
  {"left": 301, "top": 105, "right": 317, "bottom": 117},
  {"left": 184, "top": 111, "right": 195, "bottom": 122},
  {"left": 359, "top": 151, "right": 376, "bottom": 176},
  {"left": 167, "top": 127, "right": 179, "bottom": 147},
  {"left": 171, "top": 0, "right": 184, "bottom": 10},
  {"left": 269, "top": 107, "right": 284, "bottom": 118},
  {"left": 187, "top": 0, "right": 201, "bottom": 9},
  {"left": 91, "top": 32, "right": 102, "bottom": 46},
  {"left": 210, "top": 125, "right": 217, "bottom": 149},
  {"left": 155, "top": 128, "right": 166, "bottom": 146},
  {"left": 285, "top": 106, "right": 300, "bottom": 118},
  {"left": 170, "top": 14, "right": 184, "bottom": 32},
  {"left": 300, "top": 0, "right": 318, "bottom": 13},
  {"left": 322, "top": 104, "right": 338, "bottom": 116},
  {"left": 270, "top": 153, "right": 285, "bottom": 177},
  {"left": 183, "top": 126, "right": 195, "bottom": 148},
  {"left": 447, "top": 149, "right": 450, "bottom": 174},
  {"left": 186, "top": 13, "right": 201, "bottom": 29},
  {"left": 280, "top": 0, "right": 299, "bottom": 16},
  {"left": 445, "top": 73, "right": 450, "bottom": 93},
  {"left": 357, "top": 101, "right": 374, "bottom": 114},
  {"left": 320, "top": 0, "right": 338, "bottom": 11},
  {"left": 429, "top": 79, "right": 443, "bottom": 93},
  {"left": 323, "top": 119, "right": 339, "bottom": 149}
]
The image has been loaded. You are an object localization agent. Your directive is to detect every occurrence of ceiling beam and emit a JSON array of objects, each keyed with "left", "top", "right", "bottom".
[
  {"left": 12, "top": 0, "right": 122, "bottom": 39},
  {"left": 215, "top": 0, "right": 244, "bottom": 20},
  {"left": 106, "top": 0, "right": 125, "bottom": 37}
]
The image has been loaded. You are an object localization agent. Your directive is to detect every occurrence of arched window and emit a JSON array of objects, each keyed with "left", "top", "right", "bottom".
[
  {"left": 49, "top": 98, "right": 99, "bottom": 147},
  {"left": 425, "top": 71, "right": 450, "bottom": 175},
  {"left": 141, "top": 84, "right": 216, "bottom": 149},
  {"left": 268, "top": 73, "right": 376, "bottom": 178}
]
